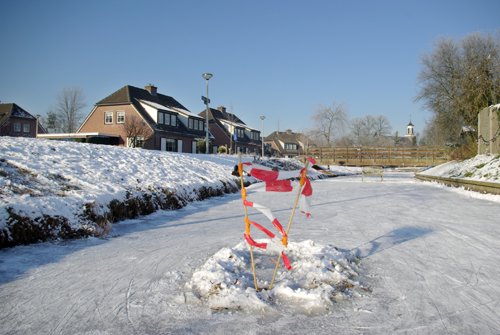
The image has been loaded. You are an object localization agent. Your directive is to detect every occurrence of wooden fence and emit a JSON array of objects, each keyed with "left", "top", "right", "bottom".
[{"left": 302, "top": 146, "right": 450, "bottom": 167}]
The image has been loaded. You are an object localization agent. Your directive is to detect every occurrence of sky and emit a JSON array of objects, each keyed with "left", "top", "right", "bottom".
[{"left": 1, "top": 0, "right": 499, "bottom": 138}]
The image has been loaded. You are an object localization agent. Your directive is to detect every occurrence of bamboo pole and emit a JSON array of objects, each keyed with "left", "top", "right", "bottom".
[
  {"left": 238, "top": 155, "right": 259, "bottom": 291},
  {"left": 268, "top": 159, "right": 310, "bottom": 290}
]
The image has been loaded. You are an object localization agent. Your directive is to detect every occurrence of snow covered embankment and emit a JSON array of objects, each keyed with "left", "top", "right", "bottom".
[
  {"left": 420, "top": 154, "right": 500, "bottom": 183},
  {"left": 0, "top": 137, "right": 240, "bottom": 248}
]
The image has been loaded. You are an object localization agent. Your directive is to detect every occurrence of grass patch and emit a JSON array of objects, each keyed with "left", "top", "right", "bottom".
[{"left": 475, "top": 163, "right": 486, "bottom": 169}]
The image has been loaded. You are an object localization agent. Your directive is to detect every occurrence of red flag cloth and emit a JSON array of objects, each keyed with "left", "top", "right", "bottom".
[
  {"left": 301, "top": 178, "right": 312, "bottom": 197},
  {"left": 271, "top": 218, "right": 286, "bottom": 236},
  {"left": 249, "top": 220, "right": 276, "bottom": 238},
  {"left": 249, "top": 168, "right": 279, "bottom": 182},
  {"left": 282, "top": 251, "right": 292, "bottom": 270},
  {"left": 243, "top": 200, "right": 254, "bottom": 207},
  {"left": 306, "top": 156, "right": 317, "bottom": 165},
  {"left": 265, "top": 179, "right": 293, "bottom": 192},
  {"left": 244, "top": 234, "right": 267, "bottom": 249}
]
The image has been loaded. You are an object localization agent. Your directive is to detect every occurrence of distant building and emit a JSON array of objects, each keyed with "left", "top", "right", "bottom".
[
  {"left": 0, "top": 103, "right": 45, "bottom": 138},
  {"left": 402, "top": 121, "right": 417, "bottom": 146},
  {"left": 264, "top": 129, "right": 309, "bottom": 157},
  {"left": 199, "top": 106, "right": 261, "bottom": 155},
  {"left": 78, "top": 84, "right": 207, "bottom": 152}
]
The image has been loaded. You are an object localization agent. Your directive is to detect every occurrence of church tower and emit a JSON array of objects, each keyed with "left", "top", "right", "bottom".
[
  {"left": 405, "top": 119, "right": 416, "bottom": 146},
  {"left": 406, "top": 121, "right": 415, "bottom": 137}
]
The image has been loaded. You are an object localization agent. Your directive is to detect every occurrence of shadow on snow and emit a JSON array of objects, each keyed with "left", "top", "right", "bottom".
[{"left": 351, "top": 226, "right": 433, "bottom": 259}]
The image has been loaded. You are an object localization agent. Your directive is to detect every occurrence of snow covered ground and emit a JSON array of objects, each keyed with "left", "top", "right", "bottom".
[
  {"left": 1, "top": 137, "right": 500, "bottom": 334},
  {"left": 1, "top": 137, "right": 323, "bottom": 248},
  {"left": 1, "top": 162, "right": 500, "bottom": 334},
  {"left": 419, "top": 154, "right": 500, "bottom": 183}
]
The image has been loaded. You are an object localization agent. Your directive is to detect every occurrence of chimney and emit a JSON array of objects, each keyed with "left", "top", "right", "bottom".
[
  {"left": 217, "top": 106, "right": 226, "bottom": 113},
  {"left": 145, "top": 84, "right": 157, "bottom": 95}
]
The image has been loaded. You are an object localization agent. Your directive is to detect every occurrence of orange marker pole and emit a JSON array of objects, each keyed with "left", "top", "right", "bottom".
[
  {"left": 238, "top": 154, "right": 259, "bottom": 291},
  {"left": 268, "top": 159, "right": 310, "bottom": 290}
]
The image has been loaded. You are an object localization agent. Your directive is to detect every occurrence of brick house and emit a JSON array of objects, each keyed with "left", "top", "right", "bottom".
[
  {"left": 264, "top": 129, "right": 309, "bottom": 157},
  {"left": 78, "top": 85, "right": 207, "bottom": 152},
  {"left": 0, "top": 103, "right": 44, "bottom": 137},
  {"left": 199, "top": 106, "right": 261, "bottom": 154}
]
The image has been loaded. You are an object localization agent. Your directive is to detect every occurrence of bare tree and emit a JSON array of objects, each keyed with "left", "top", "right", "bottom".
[
  {"left": 311, "top": 103, "right": 348, "bottom": 146},
  {"left": 123, "top": 115, "right": 152, "bottom": 148},
  {"left": 416, "top": 32, "right": 500, "bottom": 146},
  {"left": 349, "top": 115, "right": 392, "bottom": 146},
  {"left": 53, "top": 87, "right": 86, "bottom": 133},
  {"left": 350, "top": 117, "right": 367, "bottom": 145},
  {"left": 373, "top": 115, "right": 392, "bottom": 137}
]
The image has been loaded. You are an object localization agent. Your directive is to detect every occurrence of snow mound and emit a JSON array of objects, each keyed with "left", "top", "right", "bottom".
[{"left": 186, "top": 240, "right": 366, "bottom": 314}]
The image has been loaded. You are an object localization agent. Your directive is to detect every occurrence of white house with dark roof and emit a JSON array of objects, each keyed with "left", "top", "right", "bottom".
[
  {"left": 77, "top": 84, "right": 208, "bottom": 152},
  {"left": 199, "top": 106, "right": 261, "bottom": 154}
]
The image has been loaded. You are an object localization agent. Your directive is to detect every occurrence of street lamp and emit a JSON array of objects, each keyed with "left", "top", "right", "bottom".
[
  {"left": 202, "top": 72, "right": 213, "bottom": 154},
  {"left": 260, "top": 115, "right": 266, "bottom": 157}
]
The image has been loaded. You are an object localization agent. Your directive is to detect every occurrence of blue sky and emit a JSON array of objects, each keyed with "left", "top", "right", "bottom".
[{"left": 1, "top": 0, "right": 499, "bottom": 137}]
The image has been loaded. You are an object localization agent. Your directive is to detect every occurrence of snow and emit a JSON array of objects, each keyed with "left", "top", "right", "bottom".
[
  {"left": 187, "top": 240, "right": 364, "bottom": 314},
  {"left": 0, "top": 136, "right": 247, "bottom": 232},
  {"left": 1, "top": 137, "right": 500, "bottom": 334},
  {"left": 420, "top": 154, "right": 500, "bottom": 183}
]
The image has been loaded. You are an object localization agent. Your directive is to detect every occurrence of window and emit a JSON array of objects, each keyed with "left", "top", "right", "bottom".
[
  {"left": 23, "top": 123, "right": 30, "bottom": 133},
  {"left": 127, "top": 136, "right": 145, "bottom": 148},
  {"left": 285, "top": 143, "right": 298, "bottom": 150},
  {"left": 158, "top": 112, "right": 177, "bottom": 127},
  {"left": 117, "top": 111, "right": 125, "bottom": 124},
  {"left": 105, "top": 111, "right": 113, "bottom": 124},
  {"left": 164, "top": 138, "right": 176, "bottom": 151},
  {"left": 189, "top": 119, "right": 204, "bottom": 131},
  {"left": 236, "top": 128, "right": 245, "bottom": 138},
  {"left": 13, "top": 123, "right": 21, "bottom": 132},
  {"left": 250, "top": 131, "right": 259, "bottom": 140}
]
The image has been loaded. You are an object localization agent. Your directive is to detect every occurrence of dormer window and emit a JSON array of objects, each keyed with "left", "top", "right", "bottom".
[
  {"left": 236, "top": 128, "right": 244, "bottom": 138},
  {"left": 188, "top": 118, "right": 204, "bottom": 131},
  {"left": 250, "top": 131, "right": 259, "bottom": 140},
  {"left": 158, "top": 111, "right": 177, "bottom": 127}
]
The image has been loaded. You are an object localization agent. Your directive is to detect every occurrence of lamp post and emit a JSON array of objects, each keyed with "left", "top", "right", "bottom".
[
  {"left": 260, "top": 115, "right": 266, "bottom": 157},
  {"left": 202, "top": 72, "right": 213, "bottom": 154}
]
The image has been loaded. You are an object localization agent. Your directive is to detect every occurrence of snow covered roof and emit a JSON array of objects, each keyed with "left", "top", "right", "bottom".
[
  {"left": 220, "top": 118, "right": 257, "bottom": 132},
  {"left": 139, "top": 100, "right": 203, "bottom": 120}
]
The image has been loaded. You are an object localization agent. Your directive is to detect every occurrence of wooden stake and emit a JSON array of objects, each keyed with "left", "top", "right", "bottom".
[
  {"left": 238, "top": 154, "right": 259, "bottom": 291},
  {"left": 268, "top": 159, "right": 310, "bottom": 290}
]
